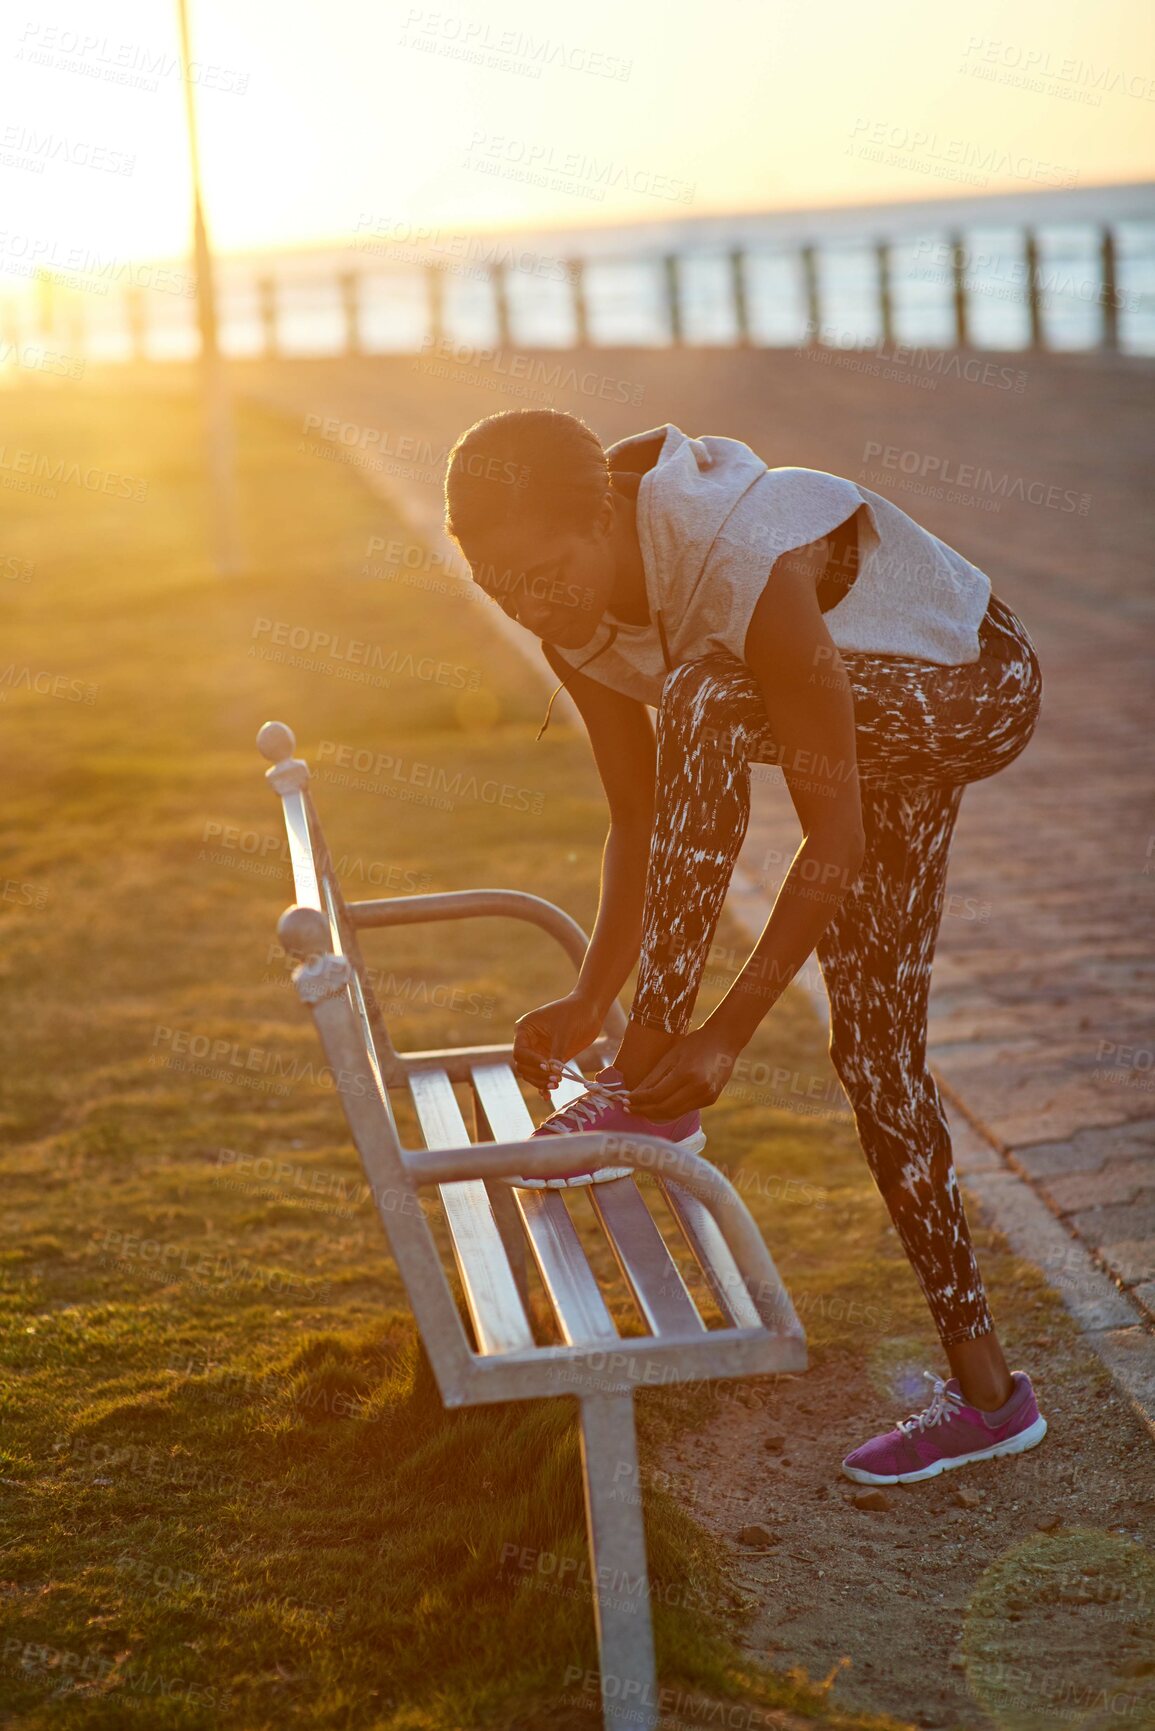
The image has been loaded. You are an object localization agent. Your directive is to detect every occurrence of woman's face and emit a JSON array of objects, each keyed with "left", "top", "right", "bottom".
[{"left": 465, "top": 496, "right": 618, "bottom": 649}]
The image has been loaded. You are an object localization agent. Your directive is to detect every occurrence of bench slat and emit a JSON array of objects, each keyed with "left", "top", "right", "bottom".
[
  {"left": 469, "top": 1063, "right": 619, "bottom": 1346},
  {"left": 589, "top": 1181, "right": 706, "bottom": 1337},
  {"left": 657, "top": 1179, "right": 764, "bottom": 1331},
  {"left": 407, "top": 1069, "right": 533, "bottom": 1356}
]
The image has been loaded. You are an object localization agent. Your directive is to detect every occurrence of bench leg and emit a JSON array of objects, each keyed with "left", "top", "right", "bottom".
[{"left": 578, "top": 1392, "right": 659, "bottom": 1731}]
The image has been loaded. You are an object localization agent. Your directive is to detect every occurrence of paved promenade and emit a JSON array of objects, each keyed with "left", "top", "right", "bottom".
[{"left": 236, "top": 343, "right": 1155, "bottom": 1421}]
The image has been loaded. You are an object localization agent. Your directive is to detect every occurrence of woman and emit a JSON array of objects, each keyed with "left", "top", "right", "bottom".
[{"left": 442, "top": 407, "right": 1047, "bottom": 1485}]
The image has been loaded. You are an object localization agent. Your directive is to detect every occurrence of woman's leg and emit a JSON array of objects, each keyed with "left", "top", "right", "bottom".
[
  {"left": 612, "top": 656, "right": 773, "bottom": 1086},
  {"left": 613, "top": 595, "right": 1041, "bottom": 1083},
  {"left": 816, "top": 772, "right": 1012, "bottom": 1406}
]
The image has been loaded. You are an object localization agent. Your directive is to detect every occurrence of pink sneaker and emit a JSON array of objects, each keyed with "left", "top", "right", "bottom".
[
  {"left": 841, "top": 1369, "right": 1047, "bottom": 1485},
  {"left": 505, "top": 1063, "right": 707, "bottom": 1190}
]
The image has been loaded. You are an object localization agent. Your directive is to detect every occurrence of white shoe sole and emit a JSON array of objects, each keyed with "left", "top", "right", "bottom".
[
  {"left": 506, "top": 1128, "right": 707, "bottom": 1190},
  {"left": 841, "top": 1414, "right": 1048, "bottom": 1485}
]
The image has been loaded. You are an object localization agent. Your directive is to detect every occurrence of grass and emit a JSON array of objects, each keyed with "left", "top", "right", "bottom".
[{"left": 0, "top": 377, "right": 1061, "bottom": 1730}]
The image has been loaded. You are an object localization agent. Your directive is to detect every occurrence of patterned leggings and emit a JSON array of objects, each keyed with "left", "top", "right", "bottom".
[{"left": 631, "top": 595, "right": 1043, "bottom": 1348}]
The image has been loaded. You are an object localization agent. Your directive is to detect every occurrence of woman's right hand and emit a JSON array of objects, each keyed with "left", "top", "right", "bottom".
[{"left": 513, "top": 991, "right": 606, "bottom": 1100}]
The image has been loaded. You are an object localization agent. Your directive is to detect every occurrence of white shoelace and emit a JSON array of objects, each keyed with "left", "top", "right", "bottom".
[
  {"left": 896, "top": 1370, "right": 967, "bottom": 1435},
  {"left": 538, "top": 1060, "right": 631, "bottom": 1133}
]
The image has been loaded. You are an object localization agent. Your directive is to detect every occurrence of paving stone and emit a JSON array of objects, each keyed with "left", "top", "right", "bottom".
[
  {"left": 931, "top": 1042, "right": 1155, "bottom": 1148},
  {"left": 1130, "top": 1283, "right": 1155, "bottom": 1322},
  {"left": 942, "top": 1102, "right": 1003, "bottom": 1176},
  {"left": 1040, "top": 1157, "right": 1155, "bottom": 1216},
  {"left": 1095, "top": 1240, "right": 1155, "bottom": 1288},
  {"left": 964, "top": 1171, "right": 1138, "bottom": 1331},
  {"left": 1087, "top": 1329, "right": 1155, "bottom": 1442},
  {"left": 1011, "top": 1119, "right": 1155, "bottom": 1180},
  {"left": 1067, "top": 1193, "right": 1155, "bottom": 1256}
]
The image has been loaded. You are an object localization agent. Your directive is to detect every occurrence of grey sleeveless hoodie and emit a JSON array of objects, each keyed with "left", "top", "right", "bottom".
[{"left": 548, "top": 423, "right": 992, "bottom": 712}]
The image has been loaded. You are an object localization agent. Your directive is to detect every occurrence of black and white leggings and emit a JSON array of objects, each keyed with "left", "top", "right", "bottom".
[{"left": 631, "top": 594, "right": 1043, "bottom": 1348}]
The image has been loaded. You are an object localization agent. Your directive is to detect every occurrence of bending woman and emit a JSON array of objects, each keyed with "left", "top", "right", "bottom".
[{"left": 442, "top": 408, "right": 1047, "bottom": 1486}]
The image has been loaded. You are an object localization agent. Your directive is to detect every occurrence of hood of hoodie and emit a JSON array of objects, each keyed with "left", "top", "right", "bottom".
[{"left": 548, "top": 423, "right": 868, "bottom": 705}]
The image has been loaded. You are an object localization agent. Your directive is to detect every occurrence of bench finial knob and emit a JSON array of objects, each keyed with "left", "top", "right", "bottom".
[
  {"left": 257, "top": 720, "right": 296, "bottom": 762},
  {"left": 278, "top": 905, "right": 331, "bottom": 959}
]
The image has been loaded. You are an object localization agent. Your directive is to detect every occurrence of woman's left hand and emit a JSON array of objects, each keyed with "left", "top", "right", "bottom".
[{"left": 627, "top": 1025, "right": 743, "bottom": 1120}]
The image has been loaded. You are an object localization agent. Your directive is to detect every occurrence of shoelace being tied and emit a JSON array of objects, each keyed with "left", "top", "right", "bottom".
[
  {"left": 538, "top": 1060, "right": 632, "bottom": 1133},
  {"left": 896, "top": 1370, "right": 967, "bottom": 1435}
]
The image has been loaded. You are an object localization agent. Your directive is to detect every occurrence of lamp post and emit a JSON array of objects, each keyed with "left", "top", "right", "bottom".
[{"left": 177, "top": 0, "right": 242, "bottom": 575}]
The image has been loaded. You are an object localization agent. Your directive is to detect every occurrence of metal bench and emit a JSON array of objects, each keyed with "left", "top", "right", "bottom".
[{"left": 256, "top": 719, "right": 807, "bottom": 1731}]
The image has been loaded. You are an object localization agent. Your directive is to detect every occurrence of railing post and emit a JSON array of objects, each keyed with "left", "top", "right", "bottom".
[
  {"left": 875, "top": 238, "right": 894, "bottom": 348},
  {"left": 800, "top": 244, "right": 821, "bottom": 344},
  {"left": 1099, "top": 225, "right": 1119, "bottom": 353},
  {"left": 491, "top": 260, "right": 512, "bottom": 349},
  {"left": 1024, "top": 229, "right": 1044, "bottom": 350},
  {"left": 339, "top": 271, "right": 362, "bottom": 355},
  {"left": 663, "top": 253, "right": 682, "bottom": 345},
  {"left": 567, "top": 257, "right": 589, "bottom": 347},
  {"left": 729, "top": 247, "right": 750, "bottom": 347},
  {"left": 257, "top": 275, "right": 278, "bottom": 357},
  {"left": 949, "top": 232, "right": 969, "bottom": 348},
  {"left": 425, "top": 263, "right": 445, "bottom": 350}
]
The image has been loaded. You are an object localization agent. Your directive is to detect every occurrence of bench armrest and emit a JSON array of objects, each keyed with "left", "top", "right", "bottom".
[
  {"left": 402, "top": 1131, "right": 803, "bottom": 1340},
  {"left": 349, "top": 887, "right": 629, "bottom": 1045}
]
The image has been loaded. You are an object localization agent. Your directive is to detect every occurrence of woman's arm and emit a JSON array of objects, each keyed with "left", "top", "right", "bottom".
[
  {"left": 540, "top": 641, "right": 658, "bottom": 1018},
  {"left": 703, "top": 534, "right": 867, "bottom": 1050}
]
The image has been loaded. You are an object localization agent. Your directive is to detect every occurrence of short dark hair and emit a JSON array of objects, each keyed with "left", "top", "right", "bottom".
[{"left": 443, "top": 408, "right": 609, "bottom": 563}]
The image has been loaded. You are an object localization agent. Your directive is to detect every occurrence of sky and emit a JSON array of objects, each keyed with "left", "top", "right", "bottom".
[{"left": 0, "top": 0, "right": 1152, "bottom": 276}]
